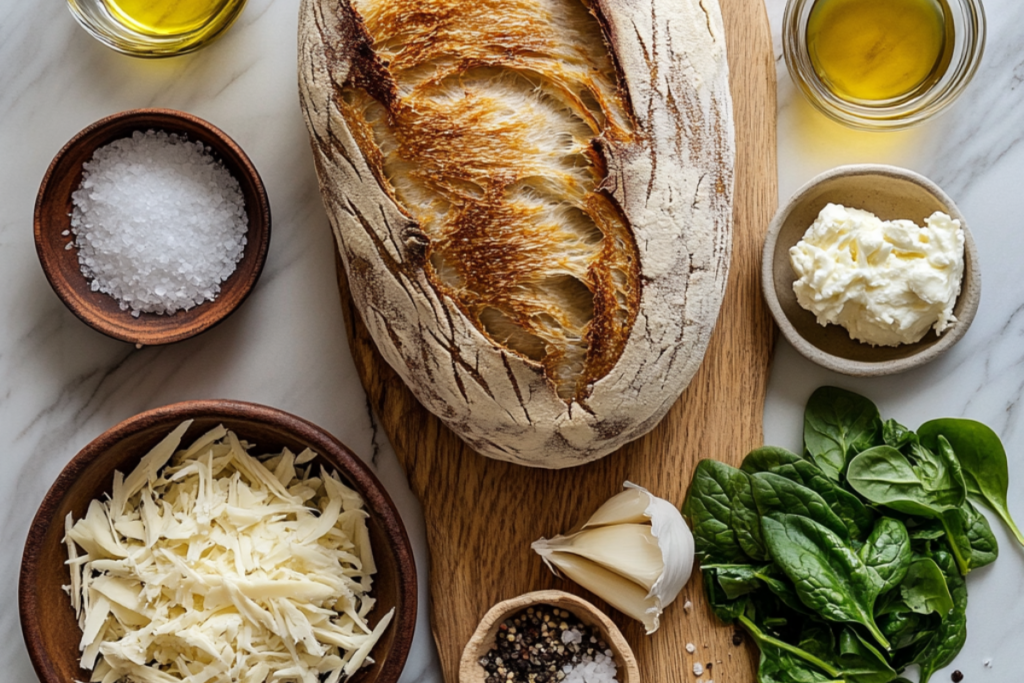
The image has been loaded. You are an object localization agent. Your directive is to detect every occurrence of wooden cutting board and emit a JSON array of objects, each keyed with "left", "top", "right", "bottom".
[{"left": 336, "top": 0, "right": 777, "bottom": 679}]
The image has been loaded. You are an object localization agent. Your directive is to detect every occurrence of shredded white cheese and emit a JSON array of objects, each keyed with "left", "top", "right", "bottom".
[{"left": 63, "top": 421, "right": 394, "bottom": 683}]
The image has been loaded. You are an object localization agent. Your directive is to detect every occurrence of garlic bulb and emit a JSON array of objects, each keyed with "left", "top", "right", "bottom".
[{"left": 531, "top": 482, "right": 694, "bottom": 634}]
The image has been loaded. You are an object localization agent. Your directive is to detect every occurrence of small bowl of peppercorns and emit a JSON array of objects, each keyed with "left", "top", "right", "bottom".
[{"left": 459, "top": 590, "right": 639, "bottom": 683}]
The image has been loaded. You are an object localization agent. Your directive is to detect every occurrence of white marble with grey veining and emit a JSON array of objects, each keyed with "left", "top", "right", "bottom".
[{"left": 0, "top": 0, "right": 1021, "bottom": 681}]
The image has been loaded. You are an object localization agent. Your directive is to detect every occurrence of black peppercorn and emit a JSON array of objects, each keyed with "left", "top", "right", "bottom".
[{"left": 478, "top": 604, "right": 617, "bottom": 682}]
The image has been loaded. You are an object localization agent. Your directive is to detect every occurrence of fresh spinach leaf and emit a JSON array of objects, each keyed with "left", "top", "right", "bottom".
[
  {"left": 752, "top": 472, "right": 851, "bottom": 541},
  {"left": 882, "top": 420, "right": 918, "bottom": 450},
  {"left": 907, "top": 522, "right": 945, "bottom": 542},
  {"left": 837, "top": 628, "right": 898, "bottom": 683},
  {"left": 939, "top": 501, "right": 998, "bottom": 573},
  {"left": 900, "top": 557, "right": 953, "bottom": 615},
  {"left": 877, "top": 608, "right": 925, "bottom": 651},
  {"left": 684, "top": 459, "right": 766, "bottom": 563},
  {"left": 758, "top": 570, "right": 815, "bottom": 616},
  {"left": 961, "top": 501, "right": 999, "bottom": 568},
  {"left": 705, "top": 564, "right": 765, "bottom": 600},
  {"left": 905, "top": 438, "right": 967, "bottom": 507},
  {"left": 703, "top": 567, "right": 749, "bottom": 623},
  {"left": 797, "top": 623, "right": 838, "bottom": 664},
  {"left": 770, "top": 459, "right": 875, "bottom": 542},
  {"left": 913, "top": 551, "right": 968, "bottom": 683},
  {"left": 761, "top": 514, "right": 889, "bottom": 650},
  {"left": 740, "top": 614, "right": 842, "bottom": 680},
  {"left": 803, "top": 387, "right": 882, "bottom": 480},
  {"left": 742, "top": 446, "right": 807, "bottom": 474},
  {"left": 846, "top": 446, "right": 962, "bottom": 518},
  {"left": 707, "top": 563, "right": 814, "bottom": 616},
  {"left": 858, "top": 518, "right": 912, "bottom": 594},
  {"left": 756, "top": 642, "right": 838, "bottom": 683},
  {"left": 919, "top": 418, "right": 1024, "bottom": 546}
]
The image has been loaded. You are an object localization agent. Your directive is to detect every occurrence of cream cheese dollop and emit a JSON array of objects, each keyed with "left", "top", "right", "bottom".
[{"left": 789, "top": 203, "right": 965, "bottom": 347}]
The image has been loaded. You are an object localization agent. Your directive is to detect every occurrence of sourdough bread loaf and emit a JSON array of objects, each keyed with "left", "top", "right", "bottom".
[{"left": 299, "top": 0, "right": 734, "bottom": 467}]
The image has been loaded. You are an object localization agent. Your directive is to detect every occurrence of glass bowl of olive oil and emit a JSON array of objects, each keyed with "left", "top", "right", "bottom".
[
  {"left": 67, "top": 0, "right": 248, "bottom": 57},
  {"left": 784, "top": 0, "right": 985, "bottom": 130}
]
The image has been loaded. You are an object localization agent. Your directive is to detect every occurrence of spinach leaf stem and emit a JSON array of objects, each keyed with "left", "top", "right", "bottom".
[{"left": 738, "top": 615, "right": 841, "bottom": 677}]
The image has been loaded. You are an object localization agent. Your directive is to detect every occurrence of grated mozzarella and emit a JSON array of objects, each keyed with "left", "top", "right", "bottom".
[{"left": 63, "top": 421, "right": 394, "bottom": 683}]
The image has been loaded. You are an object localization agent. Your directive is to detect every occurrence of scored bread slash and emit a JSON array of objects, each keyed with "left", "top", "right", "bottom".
[{"left": 299, "top": 0, "right": 735, "bottom": 467}]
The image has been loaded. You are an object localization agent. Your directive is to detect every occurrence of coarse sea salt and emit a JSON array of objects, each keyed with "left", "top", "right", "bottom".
[
  {"left": 563, "top": 650, "right": 618, "bottom": 683},
  {"left": 70, "top": 129, "right": 247, "bottom": 317}
]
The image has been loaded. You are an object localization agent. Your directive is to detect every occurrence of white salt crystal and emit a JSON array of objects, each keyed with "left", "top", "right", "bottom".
[
  {"left": 562, "top": 628, "right": 583, "bottom": 645},
  {"left": 563, "top": 650, "right": 618, "bottom": 682},
  {"left": 686, "top": 643, "right": 696, "bottom": 654},
  {"left": 693, "top": 662, "right": 704, "bottom": 676},
  {"left": 70, "top": 129, "right": 248, "bottom": 316}
]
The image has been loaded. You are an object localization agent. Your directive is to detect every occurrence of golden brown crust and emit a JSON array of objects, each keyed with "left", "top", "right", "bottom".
[{"left": 333, "top": 0, "right": 641, "bottom": 401}]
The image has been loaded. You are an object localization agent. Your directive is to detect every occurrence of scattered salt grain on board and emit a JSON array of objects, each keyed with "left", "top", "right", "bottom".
[
  {"left": 686, "top": 643, "right": 696, "bottom": 653},
  {"left": 693, "top": 662, "right": 704, "bottom": 676},
  {"left": 70, "top": 129, "right": 247, "bottom": 316}
]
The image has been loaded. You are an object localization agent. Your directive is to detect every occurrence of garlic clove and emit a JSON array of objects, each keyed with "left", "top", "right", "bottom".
[
  {"left": 531, "top": 481, "right": 695, "bottom": 634},
  {"left": 536, "top": 550, "right": 661, "bottom": 633},
  {"left": 583, "top": 487, "right": 651, "bottom": 527},
  {"left": 533, "top": 524, "right": 663, "bottom": 590}
]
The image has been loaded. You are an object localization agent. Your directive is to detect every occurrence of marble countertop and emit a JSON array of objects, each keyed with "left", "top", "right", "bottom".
[{"left": 2, "top": 0, "right": 1021, "bottom": 681}]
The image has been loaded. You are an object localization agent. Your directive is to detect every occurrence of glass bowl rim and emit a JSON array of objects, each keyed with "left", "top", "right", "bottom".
[{"left": 782, "top": 0, "right": 987, "bottom": 130}]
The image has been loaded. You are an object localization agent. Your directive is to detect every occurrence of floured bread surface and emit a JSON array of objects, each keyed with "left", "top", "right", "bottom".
[{"left": 300, "top": 0, "right": 734, "bottom": 466}]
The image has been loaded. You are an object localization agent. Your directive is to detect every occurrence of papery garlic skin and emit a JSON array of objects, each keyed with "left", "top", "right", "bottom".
[
  {"left": 641, "top": 482, "right": 694, "bottom": 610},
  {"left": 531, "top": 481, "right": 694, "bottom": 634}
]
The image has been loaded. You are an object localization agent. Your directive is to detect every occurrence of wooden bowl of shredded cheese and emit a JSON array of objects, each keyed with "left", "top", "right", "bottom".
[{"left": 19, "top": 400, "right": 416, "bottom": 683}]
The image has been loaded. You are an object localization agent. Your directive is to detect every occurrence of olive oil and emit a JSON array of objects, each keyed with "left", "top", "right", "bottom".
[
  {"left": 103, "top": 0, "right": 243, "bottom": 38},
  {"left": 807, "top": 0, "right": 953, "bottom": 102}
]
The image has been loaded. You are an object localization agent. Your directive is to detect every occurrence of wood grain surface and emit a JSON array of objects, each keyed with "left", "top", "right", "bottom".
[{"left": 335, "top": 0, "right": 777, "bottom": 679}]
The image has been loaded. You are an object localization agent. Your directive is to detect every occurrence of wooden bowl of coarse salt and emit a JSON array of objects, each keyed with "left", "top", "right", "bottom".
[
  {"left": 459, "top": 590, "right": 639, "bottom": 683},
  {"left": 35, "top": 108, "right": 271, "bottom": 346},
  {"left": 20, "top": 400, "right": 417, "bottom": 683}
]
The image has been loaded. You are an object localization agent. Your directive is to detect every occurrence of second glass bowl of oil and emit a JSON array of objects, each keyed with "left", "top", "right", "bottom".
[
  {"left": 784, "top": 0, "right": 985, "bottom": 130},
  {"left": 68, "top": 0, "right": 248, "bottom": 57}
]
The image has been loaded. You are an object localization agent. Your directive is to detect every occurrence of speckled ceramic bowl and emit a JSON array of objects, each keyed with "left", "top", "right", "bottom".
[{"left": 762, "top": 164, "right": 981, "bottom": 376}]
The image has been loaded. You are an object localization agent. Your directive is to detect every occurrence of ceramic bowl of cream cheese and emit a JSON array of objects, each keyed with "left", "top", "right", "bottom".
[{"left": 762, "top": 164, "right": 981, "bottom": 376}]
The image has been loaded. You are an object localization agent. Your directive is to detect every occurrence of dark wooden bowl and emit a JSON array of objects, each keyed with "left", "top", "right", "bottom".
[
  {"left": 34, "top": 109, "right": 271, "bottom": 346},
  {"left": 19, "top": 400, "right": 416, "bottom": 683}
]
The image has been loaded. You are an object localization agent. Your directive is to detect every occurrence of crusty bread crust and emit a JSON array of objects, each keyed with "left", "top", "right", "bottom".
[{"left": 299, "top": 0, "right": 734, "bottom": 467}]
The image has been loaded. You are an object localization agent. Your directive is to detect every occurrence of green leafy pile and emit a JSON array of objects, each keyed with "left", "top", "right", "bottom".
[{"left": 682, "top": 386, "right": 1023, "bottom": 683}]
